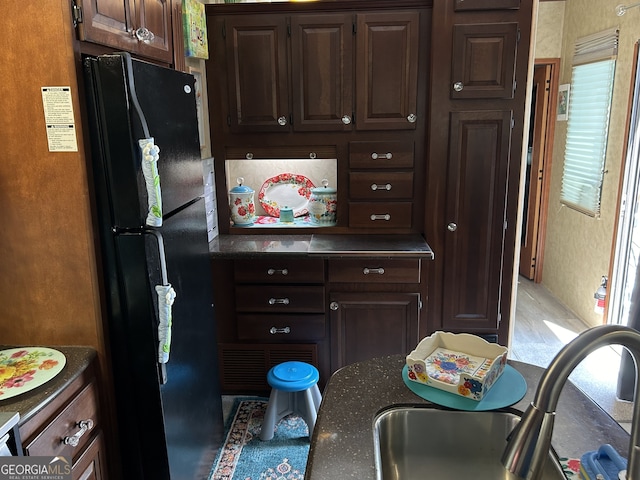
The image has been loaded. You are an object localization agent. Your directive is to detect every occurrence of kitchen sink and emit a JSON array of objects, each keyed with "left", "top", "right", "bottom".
[{"left": 373, "top": 405, "right": 567, "bottom": 480}]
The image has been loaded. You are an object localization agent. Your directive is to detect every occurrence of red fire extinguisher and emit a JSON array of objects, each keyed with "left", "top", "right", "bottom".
[{"left": 594, "top": 276, "right": 607, "bottom": 315}]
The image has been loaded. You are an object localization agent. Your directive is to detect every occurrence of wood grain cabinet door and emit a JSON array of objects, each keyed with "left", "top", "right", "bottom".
[
  {"left": 442, "top": 109, "right": 513, "bottom": 332},
  {"left": 355, "top": 12, "right": 419, "bottom": 130},
  {"left": 133, "top": 0, "right": 173, "bottom": 64},
  {"left": 330, "top": 292, "right": 420, "bottom": 370},
  {"left": 77, "top": 0, "right": 173, "bottom": 63},
  {"left": 77, "top": 0, "right": 136, "bottom": 51},
  {"left": 454, "top": 0, "right": 521, "bottom": 10},
  {"left": 224, "top": 15, "right": 290, "bottom": 133},
  {"left": 451, "top": 22, "right": 519, "bottom": 100},
  {"left": 291, "top": 14, "right": 354, "bottom": 132}
]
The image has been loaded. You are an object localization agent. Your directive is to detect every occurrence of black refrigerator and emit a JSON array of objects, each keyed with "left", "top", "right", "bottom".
[{"left": 83, "top": 53, "right": 223, "bottom": 479}]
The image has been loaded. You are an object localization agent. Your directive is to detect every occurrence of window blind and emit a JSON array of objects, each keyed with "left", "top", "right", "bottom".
[{"left": 560, "top": 28, "right": 618, "bottom": 216}]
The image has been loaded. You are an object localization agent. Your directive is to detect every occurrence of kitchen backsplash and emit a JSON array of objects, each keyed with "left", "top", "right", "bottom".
[{"left": 225, "top": 158, "right": 337, "bottom": 217}]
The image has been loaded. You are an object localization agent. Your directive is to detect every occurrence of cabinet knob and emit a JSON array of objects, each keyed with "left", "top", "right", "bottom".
[
  {"left": 370, "top": 214, "right": 391, "bottom": 221},
  {"left": 371, "top": 152, "right": 392, "bottom": 160},
  {"left": 371, "top": 183, "right": 392, "bottom": 191},
  {"left": 134, "top": 27, "right": 155, "bottom": 43},
  {"left": 341, "top": 115, "right": 352, "bottom": 125},
  {"left": 277, "top": 116, "right": 288, "bottom": 126},
  {"left": 447, "top": 222, "right": 458, "bottom": 232},
  {"left": 407, "top": 113, "right": 417, "bottom": 123},
  {"left": 330, "top": 301, "right": 339, "bottom": 311},
  {"left": 453, "top": 81, "right": 464, "bottom": 92},
  {"left": 63, "top": 419, "right": 94, "bottom": 447}
]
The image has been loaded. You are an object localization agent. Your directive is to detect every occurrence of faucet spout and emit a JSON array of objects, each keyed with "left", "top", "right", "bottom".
[{"left": 502, "top": 325, "right": 640, "bottom": 480}]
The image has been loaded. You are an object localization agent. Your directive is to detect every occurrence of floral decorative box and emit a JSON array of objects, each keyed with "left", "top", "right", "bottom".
[{"left": 406, "top": 331, "right": 508, "bottom": 401}]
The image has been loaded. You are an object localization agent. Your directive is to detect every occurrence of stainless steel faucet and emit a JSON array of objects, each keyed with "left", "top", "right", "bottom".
[{"left": 502, "top": 324, "right": 640, "bottom": 480}]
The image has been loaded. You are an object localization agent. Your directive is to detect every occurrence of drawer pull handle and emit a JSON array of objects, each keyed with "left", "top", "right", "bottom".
[
  {"left": 370, "top": 183, "right": 392, "bottom": 191},
  {"left": 268, "top": 297, "right": 290, "bottom": 305},
  {"left": 363, "top": 267, "right": 385, "bottom": 275},
  {"left": 267, "top": 268, "right": 288, "bottom": 276},
  {"left": 370, "top": 214, "right": 391, "bottom": 221},
  {"left": 269, "top": 326, "right": 291, "bottom": 334},
  {"left": 63, "top": 419, "right": 94, "bottom": 447},
  {"left": 371, "top": 152, "right": 393, "bottom": 160}
]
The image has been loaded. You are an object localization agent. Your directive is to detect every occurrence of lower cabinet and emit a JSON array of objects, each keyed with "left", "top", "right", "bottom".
[
  {"left": 214, "top": 256, "right": 426, "bottom": 394},
  {"left": 329, "top": 292, "right": 420, "bottom": 370},
  {"left": 19, "top": 357, "right": 107, "bottom": 479}
]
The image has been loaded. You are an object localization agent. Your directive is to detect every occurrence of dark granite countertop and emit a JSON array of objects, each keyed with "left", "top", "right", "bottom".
[
  {"left": 0, "top": 346, "right": 96, "bottom": 426},
  {"left": 305, "top": 355, "right": 631, "bottom": 479},
  {"left": 209, "top": 233, "right": 434, "bottom": 259}
]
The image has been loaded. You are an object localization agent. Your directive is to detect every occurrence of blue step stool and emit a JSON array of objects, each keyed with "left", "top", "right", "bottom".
[{"left": 260, "top": 361, "right": 322, "bottom": 441}]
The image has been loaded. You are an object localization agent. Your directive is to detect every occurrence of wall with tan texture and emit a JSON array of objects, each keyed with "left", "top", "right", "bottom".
[
  {"left": 540, "top": 0, "right": 639, "bottom": 327},
  {"left": 0, "top": 2, "right": 105, "bottom": 361},
  {"left": 535, "top": 1, "right": 566, "bottom": 59}
]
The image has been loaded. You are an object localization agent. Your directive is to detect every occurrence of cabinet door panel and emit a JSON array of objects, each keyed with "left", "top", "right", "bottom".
[
  {"left": 291, "top": 14, "right": 353, "bottom": 131},
  {"left": 135, "top": 0, "right": 173, "bottom": 63},
  {"left": 225, "top": 16, "right": 289, "bottom": 132},
  {"left": 330, "top": 292, "right": 419, "bottom": 369},
  {"left": 443, "top": 110, "right": 512, "bottom": 331},
  {"left": 451, "top": 23, "right": 518, "bottom": 99},
  {"left": 78, "top": 0, "right": 136, "bottom": 51},
  {"left": 355, "top": 12, "right": 419, "bottom": 130}
]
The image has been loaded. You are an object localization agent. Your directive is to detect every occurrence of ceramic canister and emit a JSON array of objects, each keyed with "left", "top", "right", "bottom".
[
  {"left": 308, "top": 179, "right": 337, "bottom": 226},
  {"left": 229, "top": 177, "right": 255, "bottom": 226}
]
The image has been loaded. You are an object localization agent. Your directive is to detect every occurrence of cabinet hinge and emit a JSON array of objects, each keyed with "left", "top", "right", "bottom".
[
  {"left": 504, "top": 220, "right": 508, "bottom": 231},
  {"left": 287, "top": 24, "right": 291, "bottom": 37},
  {"left": 72, "top": 0, "right": 83, "bottom": 27},
  {"left": 511, "top": 117, "right": 515, "bottom": 129},
  {"left": 497, "top": 312, "right": 502, "bottom": 326},
  {"left": 418, "top": 299, "right": 423, "bottom": 310},
  {"left": 227, "top": 115, "right": 231, "bottom": 127},
  {"left": 222, "top": 22, "right": 226, "bottom": 39},
  {"left": 517, "top": 28, "right": 521, "bottom": 44},
  {"left": 352, "top": 22, "right": 357, "bottom": 35}
]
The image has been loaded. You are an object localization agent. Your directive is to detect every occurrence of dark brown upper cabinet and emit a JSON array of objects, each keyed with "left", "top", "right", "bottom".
[
  {"left": 451, "top": 22, "right": 519, "bottom": 100},
  {"left": 224, "top": 15, "right": 290, "bottom": 133},
  {"left": 355, "top": 12, "right": 420, "bottom": 130},
  {"left": 219, "top": 10, "right": 421, "bottom": 133},
  {"left": 291, "top": 14, "right": 354, "bottom": 132},
  {"left": 77, "top": 0, "right": 173, "bottom": 63}
]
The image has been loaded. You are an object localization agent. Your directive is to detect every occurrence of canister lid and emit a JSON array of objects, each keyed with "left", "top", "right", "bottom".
[
  {"left": 230, "top": 177, "right": 254, "bottom": 193},
  {"left": 311, "top": 178, "right": 336, "bottom": 194}
]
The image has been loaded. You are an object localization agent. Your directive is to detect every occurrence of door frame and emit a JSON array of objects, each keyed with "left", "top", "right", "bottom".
[{"left": 520, "top": 58, "right": 560, "bottom": 283}]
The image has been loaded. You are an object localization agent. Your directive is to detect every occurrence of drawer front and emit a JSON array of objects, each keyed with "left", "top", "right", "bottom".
[
  {"left": 328, "top": 258, "right": 421, "bottom": 283},
  {"left": 236, "top": 285, "right": 325, "bottom": 312},
  {"left": 25, "top": 381, "right": 99, "bottom": 459},
  {"left": 349, "top": 202, "right": 413, "bottom": 228},
  {"left": 349, "top": 172, "right": 414, "bottom": 200},
  {"left": 237, "top": 314, "right": 325, "bottom": 342},
  {"left": 349, "top": 141, "right": 414, "bottom": 169},
  {"left": 234, "top": 259, "right": 325, "bottom": 284}
]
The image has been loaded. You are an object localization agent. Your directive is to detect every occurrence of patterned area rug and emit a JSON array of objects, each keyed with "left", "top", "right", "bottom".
[{"left": 209, "top": 399, "right": 310, "bottom": 480}]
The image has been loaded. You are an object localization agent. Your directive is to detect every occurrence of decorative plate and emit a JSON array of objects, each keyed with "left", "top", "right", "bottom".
[
  {"left": 0, "top": 347, "right": 66, "bottom": 401},
  {"left": 258, "top": 173, "right": 315, "bottom": 217},
  {"left": 402, "top": 364, "right": 527, "bottom": 411}
]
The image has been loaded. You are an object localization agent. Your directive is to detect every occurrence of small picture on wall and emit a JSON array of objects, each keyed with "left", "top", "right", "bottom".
[{"left": 557, "top": 84, "right": 570, "bottom": 121}]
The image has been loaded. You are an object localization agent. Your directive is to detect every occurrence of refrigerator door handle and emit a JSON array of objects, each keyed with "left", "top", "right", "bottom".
[{"left": 113, "top": 227, "right": 176, "bottom": 383}]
